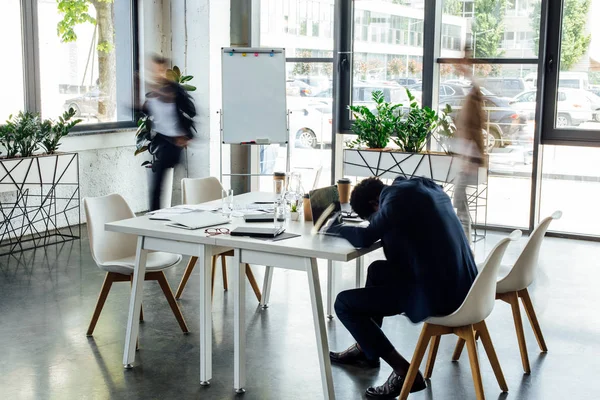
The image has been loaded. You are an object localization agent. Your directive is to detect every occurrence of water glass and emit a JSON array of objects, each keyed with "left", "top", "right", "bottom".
[{"left": 222, "top": 189, "right": 234, "bottom": 215}]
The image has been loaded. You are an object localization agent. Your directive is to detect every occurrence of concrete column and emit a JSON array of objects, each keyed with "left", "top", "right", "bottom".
[{"left": 167, "top": 0, "right": 231, "bottom": 204}]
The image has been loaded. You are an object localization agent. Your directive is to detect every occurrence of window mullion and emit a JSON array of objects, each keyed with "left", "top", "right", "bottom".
[{"left": 21, "top": 0, "right": 41, "bottom": 113}]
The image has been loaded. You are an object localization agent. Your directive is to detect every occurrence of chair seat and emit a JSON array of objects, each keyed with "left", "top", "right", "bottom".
[
  {"left": 496, "top": 263, "right": 526, "bottom": 293},
  {"left": 100, "top": 252, "right": 182, "bottom": 275}
]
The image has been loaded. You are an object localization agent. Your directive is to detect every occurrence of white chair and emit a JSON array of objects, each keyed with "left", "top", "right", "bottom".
[
  {"left": 453, "top": 211, "right": 562, "bottom": 374},
  {"left": 84, "top": 194, "right": 188, "bottom": 337},
  {"left": 175, "top": 177, "right": 262, "bottom": 302},
  {"left": 398, "top": 230, "right": 522, "bottom": 400}
]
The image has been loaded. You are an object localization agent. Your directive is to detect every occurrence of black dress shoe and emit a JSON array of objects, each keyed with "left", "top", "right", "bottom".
[
  {"left": 365, "top": 370, "right": 427, "bottom": 398},
  {"left": 329, "top": 343, "right": 380, "bottom": 368}
]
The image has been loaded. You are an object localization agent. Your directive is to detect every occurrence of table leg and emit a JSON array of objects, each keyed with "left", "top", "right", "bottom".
[
  {"left": 234, "top": 249, "right": 246, "bottom": 393},
  {"left": 306, "top": 257, "right": 335, "bottom": 400},
  {"left": 355, "top": 257, "right": 364, "bottom": 288},
  {"left": 327, "top": 260, "right": 334, "bottom": 320},
  {"left": 199, "top": 245, "right": 213, "bottom": 386},
  {"left": 260, "top": 266, "right": 274, "bottom": 309},
  {"left": 123, "top": 236, "right": 148, "bottom": 368}
]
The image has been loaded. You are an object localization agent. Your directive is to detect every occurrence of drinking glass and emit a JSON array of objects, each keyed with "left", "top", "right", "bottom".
[{"left": 222, "top": 189, "right": 234, "bottom": 215}]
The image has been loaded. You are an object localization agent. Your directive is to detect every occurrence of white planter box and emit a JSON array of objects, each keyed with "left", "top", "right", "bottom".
[
  {"left": 343, "top": 149, "right": 487, "bottom": 186},
  {"left": 0, "top": 152, "right": 80, "bottom": 255}
]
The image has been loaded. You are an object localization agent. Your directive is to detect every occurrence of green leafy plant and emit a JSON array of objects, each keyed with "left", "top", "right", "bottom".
[
  {"left": 167, "top": 66, "right": 197, "bottom": 92},
  {"left": 434, "top": 104, "right": 456, "bottom": 154},
  {"left": 393, "top": 90, "right": 441, "bottom": 153},
  {"left": 348, "top": 90, "right": 402, "bottom": 149},
  {"left": 0, "top": 109, "right": 81, "bottom": 159},
  {"left": 41, "top": 109, "right": 82, "bottom": 154},
  {"left": 7, "top": 112, "right": 46, "bottom": 158},
  {"left": 0, "top": 124, "right": 16, "bottom": 158},
  {"left": 290, "top": 203, "right": 298, "bottom": 213}
]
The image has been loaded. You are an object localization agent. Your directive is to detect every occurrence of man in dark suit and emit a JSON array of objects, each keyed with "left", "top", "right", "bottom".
[{"left": 327, "top": 176, "right": 478, "bottom": 398}]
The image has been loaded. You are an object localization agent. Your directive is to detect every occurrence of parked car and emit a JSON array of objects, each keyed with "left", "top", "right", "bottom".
[
  {"left": 407, "top": 82, "right": 495, "bottom": 99},
  {"left": 311, "top": 83, "right": 412, "bottom": 108},
  {"left": 583, "top": 91, "right": 600, "bottom": 122},
  {"left": 559, "top": 72, "right": 589, "bottom": 90},
  {"left": 479, "top": 78, "right": 529, "bottom": 98},
  {"left": 286, "top": 80, "right": 314, "bottom": 97},
  {"left": 509, "top": 88, "right": 593, "bottom": 127},
  {"left": 441, "top": 95, "right": 528, "bottom": 151},
  {"left": 395, "top": 77, "right": 421, "bottom": 86},
  {"left": 63, "top": 88, "right": 105, "bottom": 117},
  {"left": 289, "top": 103, "right": 333, "bottom": 148}
]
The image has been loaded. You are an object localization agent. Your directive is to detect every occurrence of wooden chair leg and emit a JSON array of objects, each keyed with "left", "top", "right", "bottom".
[
  {"left": 452, "top": 337, "right": 466, "bottom": 361},
  {"left": 459, "top": 325, "right": 485, "bottom": 400},
  {"left": 175, "top": 256, "right": 198, "bottom": 299},
  {"left": 475, "top": 321, "right": 508, "bottom": 392},
  {"left": 155, "top": 271, "right": 189, "bottom": 333},
  {"left": 507, "top": 291, "right": 531, "bottom": 374},
  {"left": 245, "top": 264, "right": 262, "bottom": 303},
  {"left": 221, "top": 255, "right": 229, "bottom": 291},
  {"left": 211, "top": 255, "right": 217, "bottom": 300},
  {"left": 425, "top": 335, "right": 441, "bottom": 379},
  {"left": 86, "top": 272, "right": 115, "bottom": 336},
  {"left": 519, "top": 288, "right": 548, "bottom": 352},
  {"left": 399, "top": 323, "right": 436, "bottom": 400}
]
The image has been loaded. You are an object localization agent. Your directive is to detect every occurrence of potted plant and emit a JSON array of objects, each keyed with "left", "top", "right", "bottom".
[
  {"left": 290, "top": 202, "right": 300, "bottom": 221},
  {"left": 347, "top": 90, "right": 401, "bottom": 149},
  {"left": 392, "top": 90, "right": 440, "bottom": 153},
  {"left": 343, "top": 89, "right": 483, "bottom": 187}
]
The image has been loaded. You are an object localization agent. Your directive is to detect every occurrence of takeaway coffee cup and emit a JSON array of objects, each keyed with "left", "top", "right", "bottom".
[{"left": 337, "top": 178, "right": 351, "bottom": 204}]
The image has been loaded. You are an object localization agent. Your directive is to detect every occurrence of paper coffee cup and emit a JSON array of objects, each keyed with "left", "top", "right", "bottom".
[{"left": 337, "top": 178, "right": 351, "bottom": 204}]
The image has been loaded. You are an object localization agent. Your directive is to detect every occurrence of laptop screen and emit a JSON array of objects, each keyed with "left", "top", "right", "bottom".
[{"left": 309, "top": 186, "right": 341, "bottom": 228}]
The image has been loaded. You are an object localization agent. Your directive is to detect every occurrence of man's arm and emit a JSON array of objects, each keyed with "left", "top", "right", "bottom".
[{"left": 329, "top": 208, "right": 388, "bottom": 248}]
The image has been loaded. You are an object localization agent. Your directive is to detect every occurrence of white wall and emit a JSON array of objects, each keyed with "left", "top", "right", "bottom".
[{"left": 0, "top": 0, "right": 231, "bottom": 231}]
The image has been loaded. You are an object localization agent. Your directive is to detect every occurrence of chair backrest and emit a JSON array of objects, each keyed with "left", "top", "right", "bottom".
[
  {"left": 441, "top": 230, "right": 522, "bottom": 327},
  {"left": 181, "top": 177, "right": 223, "bottom": 205},
  {"left": 84, "top": 194, "right": 137, "bottom": 267},
  {"left": 496, "top": 211, "right": 562, "bottom": 293}
]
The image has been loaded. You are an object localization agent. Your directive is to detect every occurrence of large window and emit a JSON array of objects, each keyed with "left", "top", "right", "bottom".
[
  {"left": 258, "top": 0, "right": 335, "bottom": 192},
  {"left": 9, "top": 0, "right": 136, "bottom": 130},
  {"left": 541, "top": 0, "right": 600, "bottom": 145},
  {"left": 0, "top": 0, "right": 25, "bottom": 121}
]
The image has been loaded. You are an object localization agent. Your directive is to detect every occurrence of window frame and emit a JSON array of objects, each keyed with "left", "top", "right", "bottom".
[
  {"left": 19, "top": 0, "right": 139, "bottom": 134},
  {"left": 540, "top": 0, "right": 600, "bottom": 147}
]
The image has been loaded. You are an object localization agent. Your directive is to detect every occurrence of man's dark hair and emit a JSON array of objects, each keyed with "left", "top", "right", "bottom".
[{"left": 350, "top": 177, "right": 385, "bottom": 220}]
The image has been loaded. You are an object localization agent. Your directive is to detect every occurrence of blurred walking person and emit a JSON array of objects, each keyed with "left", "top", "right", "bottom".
[
  {"left": 142, "top": 55, "right": 196, "bottom": 211},
  {"left": 453, "top": 48, "right": 486, "bottom": 245}
]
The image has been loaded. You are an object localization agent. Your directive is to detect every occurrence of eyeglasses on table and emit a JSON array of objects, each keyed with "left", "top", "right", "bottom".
[{"left": 204, "top": 227, "right": 230, "bottom": 236}]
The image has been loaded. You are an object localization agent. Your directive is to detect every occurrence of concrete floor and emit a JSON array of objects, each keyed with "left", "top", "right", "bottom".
[{"left": 0, "top": 231, "right": 598, "bottom": 400}]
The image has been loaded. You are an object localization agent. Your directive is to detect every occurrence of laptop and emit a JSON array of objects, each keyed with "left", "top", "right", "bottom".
[
  {"left": 309, "top": 186, "right": 342, "bottom": 236},
  {"left": 166, "top": 212, "right": 230, "bottom": 230}
]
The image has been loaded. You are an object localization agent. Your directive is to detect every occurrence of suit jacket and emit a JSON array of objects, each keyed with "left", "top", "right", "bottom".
[{"left": 337, "top": 177, "right": 478, "bottom": 322}]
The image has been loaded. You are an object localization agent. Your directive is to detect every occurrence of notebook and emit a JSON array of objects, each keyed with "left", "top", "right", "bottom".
[
  {"left": 309, "top": 186, "right": 342, "bottom": 236},
  {"left": 230, "top": 226, "right": 285, "bottom": 238},
  {"left": 165, "top": 212, "right": 230, "bottom": 230}
]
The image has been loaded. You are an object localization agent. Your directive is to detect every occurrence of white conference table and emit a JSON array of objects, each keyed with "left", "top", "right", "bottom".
[{"left": 106, "top": 192, "right": 381, "bottom": 399}]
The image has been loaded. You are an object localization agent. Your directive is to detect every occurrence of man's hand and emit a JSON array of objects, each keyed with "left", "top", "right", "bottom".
[{"left": 321, "top": 212, "right": 344, "bottom": 234}]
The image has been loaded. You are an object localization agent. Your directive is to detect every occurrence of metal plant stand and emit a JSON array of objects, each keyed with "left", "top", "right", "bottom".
[
  {"left": 0, "top": 153, "right": 80, "bottom": 256},
  {"left": 343, "top": 149, "right": 488, "bottom": 243}
]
